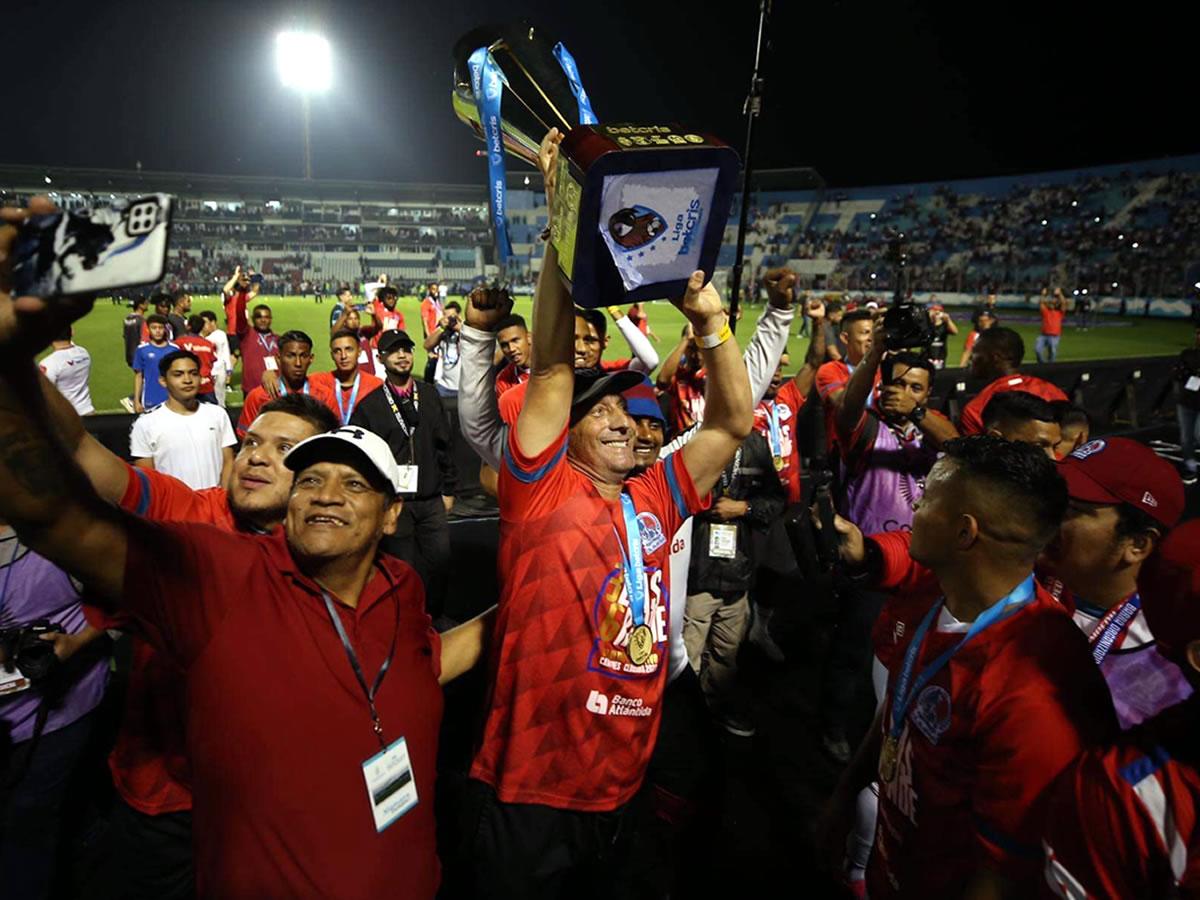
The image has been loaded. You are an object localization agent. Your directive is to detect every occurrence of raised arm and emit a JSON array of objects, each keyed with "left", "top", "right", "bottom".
[
  {"left": 655, "top": 327, "right": 691, "bottom": 392},
  {"left": 221, "top": 265, "right": 241, "bottom": 297},
  {"left": 460, "top": 285, "right": 516, "bottom": 470},
  {"left": 609, "top": 307, "right": 659, "bottom": 374},
  {"left": 746, "top": 268, "right": 798, "bottom": 402},
  {"left": 835, "top": 320, "right": 885, "bottom": 449},
  {"left": 677, "top": 274, "right": 755, "bottom": 496},
  {"left": 515, "top": 129, "right": 575, "bottom": 458},
  {"left": 793, "top": 297, "right": 828, "bottom": 398}
]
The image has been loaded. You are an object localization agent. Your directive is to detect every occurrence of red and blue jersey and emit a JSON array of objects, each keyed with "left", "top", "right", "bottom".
[
  {"left": 1043, "top": 699, "right": 1200, "bottom": 898},
  {"left": 470, "top": 425, "right": 708, "bottom": 811},
  {"left": 867, "top": 531, "right": 1118, "bottom": 897}
]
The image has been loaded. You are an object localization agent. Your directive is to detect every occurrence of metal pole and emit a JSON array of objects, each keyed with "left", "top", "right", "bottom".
[
  {"left": 302, "top": 94, "right": 313, "bottom": 180},
  {"left": 726, "top": 0, "right": 770, "bottom": 334}
]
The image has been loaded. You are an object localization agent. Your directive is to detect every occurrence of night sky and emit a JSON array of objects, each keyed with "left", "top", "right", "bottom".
[{"left": 3, "top": 0, "right": 1194, "bottom": 188}]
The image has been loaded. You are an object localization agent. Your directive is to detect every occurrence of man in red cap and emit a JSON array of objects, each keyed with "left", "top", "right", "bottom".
[
  {"left": 1043, "top": 519, "right": 1200, "bottom": 898},
  {"left": 1040, "top": 437, "right": 1190, "bottom": 729},
  {"left": 959, "top": 327, "right": 1067, "bottom": 435}
]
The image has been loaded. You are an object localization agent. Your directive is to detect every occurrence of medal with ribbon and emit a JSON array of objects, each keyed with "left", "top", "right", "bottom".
[
  {"left": 615, "top": 493, "right": 654, "bottom": 667},
  {"left": 880, "top": 575, "right": 1036, "bottom": 783},
  {"left": 335, "top": 374, "right": 362, "bottom": 426},
  {"left": 764, "top": 401, "right": 785, "bottom": 471}
]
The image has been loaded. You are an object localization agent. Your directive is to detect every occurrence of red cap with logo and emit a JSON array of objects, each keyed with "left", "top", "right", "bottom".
[
  {"left": 1057, "top": 437, "right": 1185, "bottom": 529},
  {"left": 1138, "top": 519, "right": 1200, "bottom": 672}
]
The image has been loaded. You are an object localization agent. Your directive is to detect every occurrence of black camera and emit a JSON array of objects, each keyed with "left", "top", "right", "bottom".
[
  {"left": 0, "top": 619, "right": 64, "bottom": 682},
  {"left": 881, "top": 230, "right": 933, "bottom": 352}
]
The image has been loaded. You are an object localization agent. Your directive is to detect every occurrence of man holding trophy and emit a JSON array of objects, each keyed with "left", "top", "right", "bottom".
[{"left": 453, "top": 27, "right": 753, "bottom": 896}]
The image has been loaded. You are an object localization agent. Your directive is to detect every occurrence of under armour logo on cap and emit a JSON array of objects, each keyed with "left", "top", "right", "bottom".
[{"left": 1143, "top": 492, "right": 1159, "bottom": 508}]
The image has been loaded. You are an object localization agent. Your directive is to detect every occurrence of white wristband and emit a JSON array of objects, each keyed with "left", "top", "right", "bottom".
[{"left": 696, "top": 322, "right": 733, "bottom": 350}]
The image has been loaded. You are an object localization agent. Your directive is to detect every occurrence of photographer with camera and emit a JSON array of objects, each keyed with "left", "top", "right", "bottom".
[
  {"left": 424, "top": 301, "right": 463, "bottom": 399},
  {"left": 0, "top": 519, "right": 109, "bottom": 900},
  {"left": 350, "top": 329, "right": 456, "bottom": 619},
  {"left": 220, "top": 265, "right": 257, "bottom": 354}
]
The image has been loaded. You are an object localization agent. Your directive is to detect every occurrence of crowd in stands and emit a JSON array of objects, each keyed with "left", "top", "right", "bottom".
[{"left": 3, "top": 147, "right": 1200, "bottom": 900}]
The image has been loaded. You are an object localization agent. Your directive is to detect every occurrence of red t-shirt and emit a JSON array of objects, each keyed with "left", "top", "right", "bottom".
[
  {"left": 816, "top": 359, "right": 880, "bottom": 449},
  {"left": 119, "top": 522, "right": 442, "bottom": 899},
  {"left": 1042, "top": 701, "right": 1200, "bottom": 898},
  {"left": 603, "top": 358, "right": 633, "bottom": 372},
  {"left": 309, "top": 370, "right": 384, "bottom": 426},
  {"left": 237, "top": 380, "right": 338, "bottom": 436},
  {"left": 173, "top": 334, "right": 217, "bottom": 394},
  {"left": 494, "top": 361, "right": 528, "bottom": 399},
  {"left": 222, "top": 290, "right": 251, "bottom": 339},
  {"left": 667, "top": 359, "right": 707, "bottom": 435},
  {"left": 753, "top": 379, "right": 806, "bottom": 504},
  {"left": 1041, "top": 305, "right": 1066, "bottom": 337},
  {"left": 959, "top": 373, "right": 1069, "bottom": 435},
  {"left": 420, "top": 297, "right": 442, "bottom": 338},
  {"left": 867, "top": 531, "right": 1118, "bottom": 898},
  {"left": 371, "top": 299, "right": 406, "bottom": 336},
  {"left": 470, "top": 427, "right": 708, "bottom": 811},
  {"left": 239, "top": 330, "right": 279, "bottom": 397},
  {"left": 84, "top": 466, "right": 236, "bottom": 816}
]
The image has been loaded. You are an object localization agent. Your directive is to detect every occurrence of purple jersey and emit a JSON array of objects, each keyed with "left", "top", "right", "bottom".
[
  {"left": 839, "top": 413, "right": 938, "bottom": 535},
  {"left": 0, "top": 531, "right": 109, "bottom": 743}
]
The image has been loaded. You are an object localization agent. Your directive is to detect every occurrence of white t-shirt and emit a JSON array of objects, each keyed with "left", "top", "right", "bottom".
[
  {"left": 129, "top": 403, "right": 237, "bottom": 490},
  {"left": 40, "top": 344, "right": 94, "bottom": 415},
  {"left": 207, "top": 328, "right": 233, "bottom": 375},
  {"left": 434, "top": 331, "right": 462, "bottom": 394}
]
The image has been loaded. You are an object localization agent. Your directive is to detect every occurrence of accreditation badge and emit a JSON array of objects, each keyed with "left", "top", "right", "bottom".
[
  {"left": 362, "top": 736, "right": 419, "bottom": 833},
  {"left": 708, "top": 523, "right": 738, "bottom": 560},
  {"left": 396, "top": 466, "right": 419, "bottom": 495}
]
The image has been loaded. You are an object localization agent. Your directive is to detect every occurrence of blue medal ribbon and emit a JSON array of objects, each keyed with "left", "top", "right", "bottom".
[
  {"left": 552, "top": 43, "right": 598, "bottom": 125},
  {"left": 1088, "top": 593, "right": 1142, "bottom": 665},
  {"left": 888, "top": 575, "right": 1036, "bottom": 742},
  {"left": 335, "top": 374, "right": 362, "bottom": 426},
  {"left": 278, "top": 379, "right": 311, "bottom": 398},
  {"left": 764, "top": 402, "right": 784, "bottom": 459},
  {"left": 615, "top": 493, "right": 646, "bottom": 629},
  {"left": 468, "top": 47, "right": 513, "bottom": 264}
]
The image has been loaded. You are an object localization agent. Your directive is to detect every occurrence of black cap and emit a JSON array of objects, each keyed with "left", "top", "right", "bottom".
[
  {"left": 570, "top": 367, "right": 644, "bottom": 423},
  {"left": 377, "top": 329, "right": 415, "bottom": 354}
]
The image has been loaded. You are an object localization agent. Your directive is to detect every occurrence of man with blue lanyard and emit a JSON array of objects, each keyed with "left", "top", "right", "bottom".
[
  {"left": 238, "top": 330, "right": 338, "bottom": 436},
  {"left": 819, "top": 435, "right": 1117, "bottom": 898},
  {"left": 349, "top": 330, "right": 457, "bottom": 620},
  {"left": 1040, "top": 436, "right": 1190, "bottom": 729}
]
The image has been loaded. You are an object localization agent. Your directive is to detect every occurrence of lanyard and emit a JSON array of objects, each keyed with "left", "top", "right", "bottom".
[
  {"left": 385, "top": 383, "right": 419, "bottom": 438},
  {"left": 764, "top": 402, "right": 784, "bottom": 459},
  {"left": 320, "top": 585, "right": 399, "bottom": 749},
  {"left": 278, "top": 379, "right": 310, "bottom": 397},
  {"left": 888, "top": 575, "right": 1036, "bottom": 741},
  {"left": 1088, "top": 593, "right": 1142, "bottom": 665},
  {"left": 719, "top": 446, "right": 744, "bottom": 495},
  {"left": 614, "top": 493, "right": 647, "bottom": 629},
  {"left": 256, "top": 332, "right": 276, "bottom": 355},
  {"left": 335, "top": 374, "right": 362, "bottom": 426}
]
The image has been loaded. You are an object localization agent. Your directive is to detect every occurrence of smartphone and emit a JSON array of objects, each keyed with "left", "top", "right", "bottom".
[{"left": 10, "top": 194, "right": 172, "bottom": 297}]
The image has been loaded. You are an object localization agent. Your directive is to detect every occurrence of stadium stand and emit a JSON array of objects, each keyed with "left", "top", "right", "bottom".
[{"left": 2, "top": 153, "right": 1197, "bottom": 312}]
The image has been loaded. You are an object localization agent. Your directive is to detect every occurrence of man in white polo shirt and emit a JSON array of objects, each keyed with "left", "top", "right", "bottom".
[
  {"left": 39, "top": 326, "right": 93, "bottom": 415},
  {"left": 130, "top": 350, "right": 236, "bottom": 490}
]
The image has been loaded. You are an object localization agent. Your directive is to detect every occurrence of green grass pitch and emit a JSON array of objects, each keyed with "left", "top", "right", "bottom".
[{"left": 59, "top": 295, "right": 1198, "bottom": 413}]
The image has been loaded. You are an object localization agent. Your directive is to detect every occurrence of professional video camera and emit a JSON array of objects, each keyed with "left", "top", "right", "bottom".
[
  {"left": 0, "top": 619, "right": 64, "bottom": 682},
  {"left": 881, "top": 229, "right": 933, "bottom": 352}
]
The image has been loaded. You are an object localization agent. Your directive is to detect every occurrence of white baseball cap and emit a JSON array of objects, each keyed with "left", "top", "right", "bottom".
[{"left": 283, "top": 426, "right": 403, "bottom": 495}]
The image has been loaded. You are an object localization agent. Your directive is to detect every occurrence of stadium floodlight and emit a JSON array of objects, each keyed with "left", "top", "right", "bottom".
[
  {"left": 276, "top": 31, "right": 331, "bottom": 94},
  {"left": 1118, "top": 233, "right": 1125, "bottom": 241},
  {"left": 276, "top": 31, "right": 331, "bottom": 180},
  {"left": 1132, "top": 242, "right": 1140, "bottom": 249},
  {"left": 1093, "top": 216, "right": 1101, "bottom": 223},
  {"left": 1081, "top": 288, "right": 1088, "bottom": 295},
  {"left": 43, "top": 175, "right": 51, "bottom": 185},
  {"left": 1071, "top": 200, "right": 1078, "bottom": 207},
  {"left": 1041, "top": 219, "right": 1048, "bottom": 226},
  {"left": 1112, "top": 282, "right": 1119, "bottom": 288}
]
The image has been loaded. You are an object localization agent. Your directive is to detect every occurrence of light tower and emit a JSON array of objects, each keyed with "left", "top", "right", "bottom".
[{"left": 276, "top": 31, "right": 332, "bottom": 180}]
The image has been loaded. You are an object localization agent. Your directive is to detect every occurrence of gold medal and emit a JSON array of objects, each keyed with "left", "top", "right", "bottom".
[
  {"left": 628, "top": 624, "right": 654, "bottom": 666},
  {"left": 879, "top": 735, "right": 900, "bottom": 783},
  {"left": 773, "top": 455, "right": 785, "bottom": 471}
]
